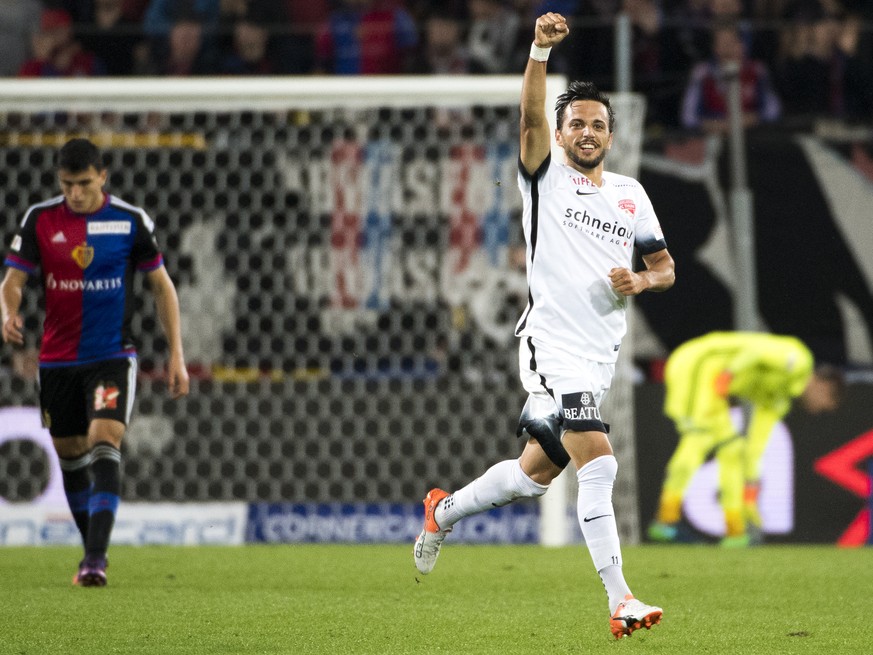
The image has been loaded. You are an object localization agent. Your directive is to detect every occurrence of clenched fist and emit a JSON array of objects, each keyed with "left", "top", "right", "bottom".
[{"left": 534, "top": 12, "right": 569, "bottom": 48}]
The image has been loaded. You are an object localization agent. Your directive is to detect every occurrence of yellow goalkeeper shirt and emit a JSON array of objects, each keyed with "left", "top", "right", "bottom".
[{"left": 664, "top": 331, "right": 814, "bottom": 431}]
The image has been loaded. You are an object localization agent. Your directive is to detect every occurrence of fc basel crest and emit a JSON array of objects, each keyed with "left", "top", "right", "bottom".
[{"left": 71, "top": 243, "right": 94, "bottom": 269}]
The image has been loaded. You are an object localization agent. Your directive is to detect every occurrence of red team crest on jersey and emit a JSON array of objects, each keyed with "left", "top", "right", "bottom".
[
  {"left": 618, "top": 199, "right": 636, "bottom": 218},
  {"left": 94, "top": 383, "right": 120, "bottom": 410}
]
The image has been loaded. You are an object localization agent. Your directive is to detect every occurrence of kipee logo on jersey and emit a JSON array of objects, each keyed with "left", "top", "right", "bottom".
[
  {"left": 571, "top": 174, "right": 598, "bottom": 194},
  {"left": 94, "top": 382, "right": 120, "bottom": 411},
  {"left": 618, "top": 199, "right": 636, "bottom": 218},
  {"left": 88, "top": 221, "right": 131, "bottom": 235}
]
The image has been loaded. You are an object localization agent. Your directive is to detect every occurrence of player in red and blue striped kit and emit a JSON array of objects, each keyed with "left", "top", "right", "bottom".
[{"left": 1, "top": 138, "right": 189, "bottom": 586}]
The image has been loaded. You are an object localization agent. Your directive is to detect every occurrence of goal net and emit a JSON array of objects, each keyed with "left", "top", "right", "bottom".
[{"left": 0, "top": 77, "right": 644, "bottom": 544}]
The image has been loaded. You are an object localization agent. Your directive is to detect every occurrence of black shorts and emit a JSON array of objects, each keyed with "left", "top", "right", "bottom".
[{"left": 38, "top": 357, "right": 137, "bottom": 438}]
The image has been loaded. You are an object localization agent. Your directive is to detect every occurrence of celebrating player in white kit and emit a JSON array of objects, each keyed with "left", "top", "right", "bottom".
[{"left": 413, "top": 12, "right": 675, "bottom": 639}]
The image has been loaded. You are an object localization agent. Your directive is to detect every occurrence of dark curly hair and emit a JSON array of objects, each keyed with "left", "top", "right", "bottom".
[{"left": 555, "top": 81, "right": 615, "bottom": 132}]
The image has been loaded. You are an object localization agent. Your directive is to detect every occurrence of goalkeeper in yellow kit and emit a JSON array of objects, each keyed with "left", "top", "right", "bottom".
[{"left": 648, "top": 332, "right": 842, "bottom": 546}]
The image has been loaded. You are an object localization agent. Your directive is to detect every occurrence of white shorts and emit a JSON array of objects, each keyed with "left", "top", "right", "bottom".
[{"left": 518, "top": 336, "right": 615, "bottom": 433}]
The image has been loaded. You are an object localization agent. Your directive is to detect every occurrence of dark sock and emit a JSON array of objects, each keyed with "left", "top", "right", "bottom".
[
  {"left": 85, "top": 442, "right": 121, "bottom": 560},
  {"left": 59, "top": 452, "right": 93, "bottom": 548}
]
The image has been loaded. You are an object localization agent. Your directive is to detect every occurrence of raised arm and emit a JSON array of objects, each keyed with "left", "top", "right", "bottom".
[{"left": 520, "top": 12, "right": 569, "bottom": 175}]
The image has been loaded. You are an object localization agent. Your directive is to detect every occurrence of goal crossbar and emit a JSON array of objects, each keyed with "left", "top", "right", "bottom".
[{"left": 0, "top": 76, "right": 562, "bottom": 113}]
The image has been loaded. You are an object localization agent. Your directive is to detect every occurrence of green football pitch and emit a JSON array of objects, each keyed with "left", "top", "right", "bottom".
[{"left": 2, "top": 543, "right": 871, "bottom": 654}]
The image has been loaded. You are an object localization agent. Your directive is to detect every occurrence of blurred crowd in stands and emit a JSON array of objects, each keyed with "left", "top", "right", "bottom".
[{"left": 1, "top": 0, "right": 872, "bottom": 130}]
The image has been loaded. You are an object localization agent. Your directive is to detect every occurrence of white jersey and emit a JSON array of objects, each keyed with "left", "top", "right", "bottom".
[{"left": 515, "top": 154, "right": 667, "bottom": 363}]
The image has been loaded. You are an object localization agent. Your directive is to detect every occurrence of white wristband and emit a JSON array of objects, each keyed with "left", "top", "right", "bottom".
[{"left": 529, "top": 43, "right": 551, "bottom": 62}]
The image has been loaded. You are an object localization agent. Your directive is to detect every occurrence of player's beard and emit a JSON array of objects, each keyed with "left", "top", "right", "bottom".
[{"left": 566, "top": 144, "right": 607, "bottom": 171}]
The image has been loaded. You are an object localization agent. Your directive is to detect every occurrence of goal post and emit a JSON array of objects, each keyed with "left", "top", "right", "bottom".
[{"left": 0, "top": 76, "right": 644, "bottom": 545}]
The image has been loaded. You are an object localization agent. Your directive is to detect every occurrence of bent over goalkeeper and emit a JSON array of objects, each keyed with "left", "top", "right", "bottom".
[{"left": 649, "top": 331, "right": 842, "bottom": 546}]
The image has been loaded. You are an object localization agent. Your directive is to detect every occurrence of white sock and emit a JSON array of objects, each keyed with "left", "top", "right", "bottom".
[
  {"left": 576, "top": 455, "right": 631, "bottom": 611},
  {"left": 436, "top": 459, "right": 548, "bottom": 528},
  {"left": 600, "top": 565, "right": 632, "bottom": 614}
]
